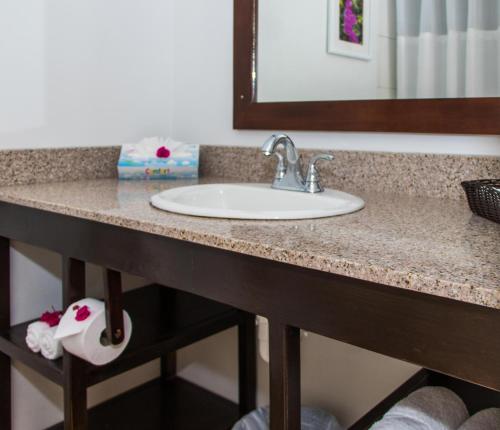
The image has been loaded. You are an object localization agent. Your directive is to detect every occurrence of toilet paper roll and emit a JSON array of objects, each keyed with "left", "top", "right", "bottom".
[{"left": 54, "top": 298, "right": 132, "bottom": 366}]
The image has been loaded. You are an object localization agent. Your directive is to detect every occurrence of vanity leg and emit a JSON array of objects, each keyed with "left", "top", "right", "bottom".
[
  {"left": 161, "top": 287, "right": 177, "bottom": 381},
  {"left": 269, "top": 322, "right": 300, "bottom": 430},
  {"left": 238, "top": 312, "right": 257, "bottom": 417},
  {"left": 0, "top": 237, "right": 11, "bottom": 429},
  {"left": 161, "top": 352, "right": 177, "bottom": 380},
  {"left": 62, "top": 257, "right": 87, "bottom": 430}
]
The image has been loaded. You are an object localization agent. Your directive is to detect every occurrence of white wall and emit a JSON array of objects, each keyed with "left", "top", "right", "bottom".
[{"left": 0, "top": 0, "right": 173, "bottom": 150}]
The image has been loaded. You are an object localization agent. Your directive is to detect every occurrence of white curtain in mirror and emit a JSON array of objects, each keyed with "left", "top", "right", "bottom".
[{"left": 396, "top": 0, "right": 500, "bottom": 98}]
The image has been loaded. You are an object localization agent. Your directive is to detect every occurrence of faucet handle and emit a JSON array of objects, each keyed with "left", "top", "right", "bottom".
[{"left": 305, "top": 154, "right": 334, "bottom": 193}]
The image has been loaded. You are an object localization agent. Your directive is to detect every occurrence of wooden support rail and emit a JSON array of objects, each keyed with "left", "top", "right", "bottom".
[
  {"left": 238, "top": 311, "right": 257, "bottom": 417},
  {"left": 269, "top": 322, "right": 301, "bottom": 430},
  {"left": 62, "top": 257, "right": 87, "bottom": 430},
  {"left": 0, "top": 236, "right": 10, "bottom": 429}
]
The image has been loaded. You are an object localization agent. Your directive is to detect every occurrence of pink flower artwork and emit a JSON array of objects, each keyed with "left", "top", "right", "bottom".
[{"left": 343, "top": 0, "right": 359, "bottom": 44}]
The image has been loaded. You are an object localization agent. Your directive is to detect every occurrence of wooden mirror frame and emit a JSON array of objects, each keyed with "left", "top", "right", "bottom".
[{"left": 234, "top": 0, "right": 500, "bottom": 134}]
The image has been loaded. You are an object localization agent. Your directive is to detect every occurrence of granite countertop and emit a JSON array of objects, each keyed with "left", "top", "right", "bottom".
[{"left": 0, "top": 178, "right": 498, "bottom": 309}]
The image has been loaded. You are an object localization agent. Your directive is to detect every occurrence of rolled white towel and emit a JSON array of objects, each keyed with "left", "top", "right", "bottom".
[
  {"left": 458, "top": 408, "right": 500, "bottom": 430},
  {"left": 39, "top": 327, "right": 63, "bottom": 360},
  {"left": 25, "top": 321, "right": 51, "bottom": 353},
  {"left": 370, "top": 416, "right": 430, "bottom": 430},
  {"left": 370, "top": 386, "right": 469, "bottom": 430},
  {"left": 232, "top": 406, "right": 343, "bottom": 430}
]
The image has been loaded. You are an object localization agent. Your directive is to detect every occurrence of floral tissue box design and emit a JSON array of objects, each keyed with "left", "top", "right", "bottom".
[{"left": 117, "top": 138, "right": 199, "bottom": 180}]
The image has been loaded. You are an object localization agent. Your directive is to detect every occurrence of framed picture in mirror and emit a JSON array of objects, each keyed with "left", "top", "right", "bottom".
[{"left": 328, "top": 0, "right": 373, "bottom": 60}]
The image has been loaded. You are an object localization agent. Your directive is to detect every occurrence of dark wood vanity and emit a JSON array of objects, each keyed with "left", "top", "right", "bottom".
[{"left": 0, "top": 182, "right": 499, "bottom": 429}]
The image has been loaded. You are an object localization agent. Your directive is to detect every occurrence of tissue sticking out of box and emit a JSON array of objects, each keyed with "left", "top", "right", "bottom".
[{"left": 118, "top": 137, "right": 199, "bottom": 180}]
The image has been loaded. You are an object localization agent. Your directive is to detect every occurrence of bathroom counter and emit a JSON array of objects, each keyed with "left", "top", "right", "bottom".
[
  {"left": 1, "top": 175, "right": 500, "bottom": 403},
  {"left": 2, "top": 147, "right": 499, "bottom": 429},
  {"left": 0, "top": 177, "right": 497, "bottom": 310}
]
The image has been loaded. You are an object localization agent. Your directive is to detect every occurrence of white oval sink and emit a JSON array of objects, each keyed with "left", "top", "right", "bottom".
[{"left": 150, "top": 183, "right": 364, "bottom": 220}]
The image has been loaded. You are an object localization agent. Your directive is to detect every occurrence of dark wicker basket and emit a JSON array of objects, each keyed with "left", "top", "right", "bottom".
[{"left": 461, "top": 179, "right": 500, "bottom": 224}]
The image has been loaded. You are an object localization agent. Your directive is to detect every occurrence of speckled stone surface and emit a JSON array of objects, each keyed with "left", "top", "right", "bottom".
[
  {"left": 0, "top": 146, "right": 498, "bottom": 200},
  {"left": 200, "top": 146, "right": 500, "bottom": 200},
  {"left": 0, "top": 178, "right": 498, "bottom": 309},
  {"left": 0, "top": 146, "right": 120, "bottom": 186}
]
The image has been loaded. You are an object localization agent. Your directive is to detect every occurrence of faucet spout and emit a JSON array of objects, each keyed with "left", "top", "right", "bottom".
[
  {"left": 261, "top": 134, "right": 305, "bottom": 192},
  {"left": 261, "top": 134, "right": 300, "bottom": 164},
  {"left": 262, "top": 134, "right": 334, "bottom": 193},
  {"left": 261, "top": 135, "right": 280, "bottom": 156}
]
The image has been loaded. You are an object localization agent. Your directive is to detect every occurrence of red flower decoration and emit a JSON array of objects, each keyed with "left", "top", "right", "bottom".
[
  {"left": 40, "top": 310, "right": 63, "bottom": 327},
  {"left": 75, "top": 305, "right": 91, "bottom": 322},
  {"left": 156, "top": 146, "right": 171, "bottom": 159}
]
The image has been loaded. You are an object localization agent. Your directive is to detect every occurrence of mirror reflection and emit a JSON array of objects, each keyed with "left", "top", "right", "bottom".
[{"left": 257, "top": 0, "right": 500, "bottom": 102}]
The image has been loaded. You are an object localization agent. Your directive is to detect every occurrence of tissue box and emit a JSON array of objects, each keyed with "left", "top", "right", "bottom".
[{"left": 117, "top": 139, "right": 199, "bottom": 180}]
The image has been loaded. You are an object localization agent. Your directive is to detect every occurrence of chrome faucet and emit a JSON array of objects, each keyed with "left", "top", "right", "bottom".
[{"left": 262, "top": 134, "right": 334, "bottom": 193}]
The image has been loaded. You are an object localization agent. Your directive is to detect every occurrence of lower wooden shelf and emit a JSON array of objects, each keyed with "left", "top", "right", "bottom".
[
  {"left": 350, "top": 369, "right": 500, "bottom": 430},
  {"left": 0, "top": 284, "right": 242, "bottom": 387},
  {"left": 46, "top": 376, "right": 239, "bottom": 430}
]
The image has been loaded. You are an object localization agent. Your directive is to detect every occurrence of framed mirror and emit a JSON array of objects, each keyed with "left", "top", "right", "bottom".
[{"left": 234, "top": 0, "right": 500, "bottom": 134}]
